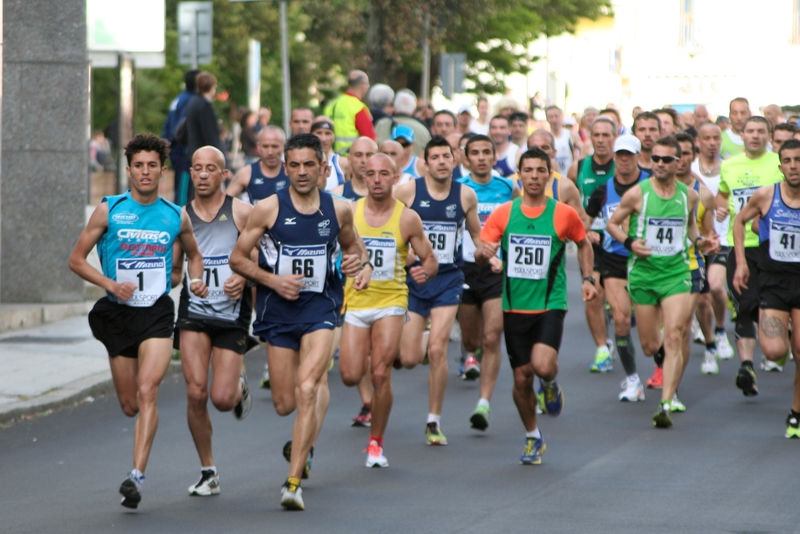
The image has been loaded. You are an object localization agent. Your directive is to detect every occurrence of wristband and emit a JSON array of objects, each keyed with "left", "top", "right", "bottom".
[
  {"left": 190, "top": 278, "right": 203, "bottom": 285},
  {"left": 623, "top": 237, "right": 634, "bottom": 251},
  {"left": 582, "top": 276, "right": 596, "bottom": 285},
  {"left": 361, "top": 261, "right": 374, "bottom": 270},
  {"left": 694, "top": 236, "right": 703, "bottom": 245}
]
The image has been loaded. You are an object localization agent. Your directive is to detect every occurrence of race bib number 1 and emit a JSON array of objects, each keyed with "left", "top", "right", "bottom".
[
  {"left": 645, "top": 217, "right": 685, "bottom": 256},
  {"left": 769, "top": 220, "right": 800, "bottom": 262},
  {"left": 278, "top": 244, "right": 327, "bottom": 293},
  {"left": 507, "top": 234, "right": 551, "bottom": 280},
  {"left": 116, "top": 257, "right": 166, "bottom": 307}
]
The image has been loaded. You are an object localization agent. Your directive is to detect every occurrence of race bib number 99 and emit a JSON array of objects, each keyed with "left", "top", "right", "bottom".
[
  {"left": 645, "top": 217, "right": 685, "bottom": 256},
  {"left": 769, "top": 221, "right": 800, "bottom": 262},
  {"left": 117, "top": 257, "right": 166, "bottom": 307},
  {"left": 279, "top": 244, "right": 327, "bottom": 293},
  {"left": 507, "top": 235, "right": 551, "bottom": 280},
  {"left": 423, "top": 222, "right": 457, "bottom": 265},
  {"left": 364, "top": 237, "right": 397, "bottom": 281}
]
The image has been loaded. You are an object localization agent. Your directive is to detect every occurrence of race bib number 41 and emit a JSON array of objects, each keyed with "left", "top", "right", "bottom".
[
  {"left": 424, "top": 221, "right": 458, "bottom": 265},
  {"left": 769, "top": 220, "right": 800, "bottom": 262},
  {"left": 279, "top": 244, "right": 327, "bottom": 293},
  {"left": 645, "top": 217, "right": 685, "bottom": 256},
  {"left": 507, "top": 234, "right": 551, "bottom": 280},
  {"left": 116, "top": 257, "right": 166, "bottom": 307}
]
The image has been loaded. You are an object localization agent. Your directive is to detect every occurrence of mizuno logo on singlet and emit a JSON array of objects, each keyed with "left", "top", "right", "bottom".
[
  {"left": 284, "top": 217, "right": 296, "bottom": 225},
  {"left": 420, "top": 201, "right": 430, "bottom": 208},
  {"left": 254, "top": 178, "right": 264, "bottom": 184}
]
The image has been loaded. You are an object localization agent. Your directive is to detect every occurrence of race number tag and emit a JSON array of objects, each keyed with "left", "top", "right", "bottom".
[
  {"left": 423, "top": 221, "right": 458, "bottom": 265},
  {"left": 507, "top": 235, "right": 551, "bottom": 280},
  {"left": 769, "top": 221, "right": 800, "bottom": 262},
  {"left": 278, "top": 244, "right": 327, "bottom": 293},
  {"left": 188, "top": 255, "right": 233, "bottom": 304},
  {"left": 591, "top": 217, "right": 606, "bottom": 231},
  {"left": 732, "top": 187, "right": 759, "bottom": 215},
  {"left": 116, "top": 257, "right": 166, "bottom": 307},
  {"left": 363, "top": 237, "right": 397, "bottom": 281},
  {"left": 645, "top": 218, "right": 685, "bottom": 256}
]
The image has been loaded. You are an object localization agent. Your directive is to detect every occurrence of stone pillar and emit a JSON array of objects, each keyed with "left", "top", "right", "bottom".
[{"left": 1, "top": 0, "right": 88, "bottom": 303}]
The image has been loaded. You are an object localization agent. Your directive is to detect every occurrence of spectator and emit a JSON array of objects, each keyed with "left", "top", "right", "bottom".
[
  {"left": 368, "top": 83, "right": 394, "bottom": 125},
  {"left": 183, "top": 71, "right": 226, "bottom": 204},
  {"left": 240, "top": 111, "right": 259, "bottom": 164},
  {"left": 323, "top": 69, "right": 377, "bottom": 154},
  {"left": 254, "top": 107, "right": 271, "bottom": 133},
  {"left": 161, "top": 68, "right": 199, "bottom": 204},
  {"left": 374, "top": 89, "right": 432, "bottom": 157},
  {"left": 470, "top": 96, "right": 490, "bottom": 134}
]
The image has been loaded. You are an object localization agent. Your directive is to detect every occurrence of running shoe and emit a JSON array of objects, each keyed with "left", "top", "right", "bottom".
[
  {"left": 520, "top": 436, "right": 546, "bottom": 465},
  {"left": 646, "top": 365, "right": 663, "bottom": 389},
  {"left": 425, "top": 422, "right": 447, "bottom": 445},
  {"left": 470, "top": 404, "right": 490, "bottom": 431},
  {"left": 234, "top": 366, "right": 252, "bottom": 420},
  {"left": 188, "top": 469, "right": 220, "bottom": 496},
  {"left": 760, "top": 354, "right": 787, "bottom": 373},
  {"left": 786, "top": 413, "right": 800, "bottom": 439},
  {"left": 364, "top": 440, "right": 389, "bottom": 468},
  {"left": 259, "top": 364, "right": 270, "bottom": 389},
  {"left": 619, "top": 376, "right": 645, "bottom": 402},
  {"left": 653, "top": 401, "right": 673, "bottom": 428},
  {"left": 715, "top": 330, "right": 734, "bottom": 360},
  {"left": 691, "top": 317, "right": 705, "bottom": 344},
  {"left": 352, "top": 404, "right": 372, "bottom": 427},
  {"left": 282, "top": 440, "right": 313, "bottom": 479},
  {"left": 701, "top": 349, "right": 719, "bottom": 375},
  {"left": 589, "top": 346, "right": 613, "bottom": 373},
  {"left": 536, "top": 386, "right": 545, "bottom": 415},
  {"left": 735, "top": 365, "right": 759, "bottom": 397},
  {"left": 606, "top": 338, "right": 617, "bottom": 360},
  {"left": 282, "top": 440, "right": 292, "bottom": 463},
  {"left": 541, "top": 380, "right": 564, "bottom": 416},
  {"left": 280, "top": 478, "right": 304, "bottom": 511},
  {"left": 119, "top": 472, "right": 143, "bottom": 509},
  {"left": 463, "top": 355, "right": 481, "bottom": 381},
  {"left": 669, "top": 393, "right": 686, "bottom": 413}
]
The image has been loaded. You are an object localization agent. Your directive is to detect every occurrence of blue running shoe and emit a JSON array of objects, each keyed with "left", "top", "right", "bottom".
[
  {"left": 589, "top": 346, "right": 613, "bottom": 373},
  {"left": 520, "top": 436, "right": 546, "bottom": 465},
  {"left": 541, "top": 380, "right": 564, "bottom": 416}
]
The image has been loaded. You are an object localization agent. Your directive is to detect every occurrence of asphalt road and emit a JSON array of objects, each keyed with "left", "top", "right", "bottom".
[{"left": 2, "top": 258, "right": 800, "bottom": 533}]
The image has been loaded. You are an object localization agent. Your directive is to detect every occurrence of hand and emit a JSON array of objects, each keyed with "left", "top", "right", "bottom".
[
  {"left": 223, "top": 273, "right": 247, "bottom": 300},
  {"left": 190, "top": 279, "right": 209, "bottom": 298},
  {"left": 587, "top": 232, "right": 600, "bottom": 245},
  {"left": 716, "top": 204, "right": 729, "bottom": 222},
  {"left": 481, "top": 241, "right": 500, "bottom": 260},
  {"left": 353, "top": 264, "right": 372, "bottom": 291},
  {"left": 582, "top": 280, "right": 598, "bottom": 302},
  {"left": 340, "top": 253, "right": 362, "bottom": 278},
  {"left": 405, "top": 248, "right": 418, "bottom": 266},
  {"left": 271, "top": 274, "right": 305, "bottom": 300},
  {"left": 408, "top": 265, "right": 429, "bottom": 285},
  {"left": 698, "top": 235, "right": 720, "bottom": 255},
  {"left": 489, "top": 256, "right": 503, "bottom": 274},
  {"left": 630, "top": 239, "right": 652, "bottom": 258},
  {"left": 112, "top": 281, "right": 137, "bottom": 302},
  {"left": 732, "top": 263, "right": 749, "bottom": 294}
]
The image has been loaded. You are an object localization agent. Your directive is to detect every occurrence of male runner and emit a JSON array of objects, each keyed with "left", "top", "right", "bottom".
[
  {"left": 717, "top": 116, "right": 783, "bottom": 395},
  {"left": 173, "top": 146, "right": 254, "bottom": 496},
  {"left": 721, "top": 97, "right": 752, "bottom": 159},
  {"left": 68, "top": 133, "right": 208, "bottom": 508},
  {"left": 227, "top": 126, "right": 289, "bottom": 204},
  {"left": 457, "top": 135, "right": 519, "bottom": 431},
  {"left": 567, "top": 117, "right": 617, "bottom": 372},
  {"left": 528, "top": 130, "right": 589, "bottom": 219},
  {"left": 691, "top": 123, "right": 735, "bottom": 363},
  {"left": 339, "top": 154, "right": 438, "bottom": 466},
  {"left": 229, "top": 133, "right": 371, "bottom": 510},
  {"left": 545, "top": 105, "right": 579, "bottom": 174},
  {"left": 478, "top": 147, "right": 596, "bottom": 464},
  {"left": 395, "top": 135, "right": 484, "bottom": 445},
  {"left": 509, "top": 111, "right": 530, "bottom": 150},
  {"left": 489, "top": 115, "right": 520, "bottom": 178},
  {"left": 772, "top": 123, "right": 796, "bottom": 155},
  {"left": 290, "top": 107, "right": 314, "bottom": 135},
  {"left": 585, "top": 135, "right": 648, "bottom": 400},
  {"left": 732, "top": 139, "right": 800, "bottom": 436},
  {"left": 633, "top": 111, "right": 662, "bottom": 173},
  {"left": 431, "top": 110, "right": 456, "bottom": 137},
  {"left": 654, "top": 108, "right": 681, "bottom": 137},
  {"left": 607, "top": 136, "right": 713, "bottom": 428},
  {"left": 312, "top": 117, "right": 350, "bottom": 191}
]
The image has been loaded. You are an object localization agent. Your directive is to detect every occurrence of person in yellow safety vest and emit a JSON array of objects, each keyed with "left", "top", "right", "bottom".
[{"left": 323, "top": 70, "right": 377, "bottom": 154}]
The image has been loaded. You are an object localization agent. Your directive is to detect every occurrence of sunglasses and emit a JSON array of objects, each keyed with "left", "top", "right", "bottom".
[
  {"left": 651, "top": 155, "right": 677, "bottom": 164},
  {"left": 398, "top": 141, "right": 411, "bottom": 148}
]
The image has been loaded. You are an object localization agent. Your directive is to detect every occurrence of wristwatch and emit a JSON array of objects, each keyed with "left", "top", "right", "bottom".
[{"left": 582, "top": 276, "right": 596, "bottom": 285}]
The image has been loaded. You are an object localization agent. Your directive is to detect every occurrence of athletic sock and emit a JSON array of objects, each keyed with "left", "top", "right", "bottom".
[
  {"left": 714, "top": 327, "right": 726, "bottom": 335},
  {"left": 477, "top": 398, "right": 490, "bottom": 410},
  {"left": 201, "top": 466, "right": 217, "bottom": 474},
  {"left": 131, "top": 469, "right": 145, "bottom": 484},
  {"left": 791, "top": 409, "right": 800, "bottom": 420},
  {"left": 541, "top": 378, "right": 554, "bottom": 387},
  {"left": 427, "top": 413, "right": 441, "bottom": 425},
  {"left": 597, "top": 344, "right": 608, "bottom": 353},
  {"left": 369, "top": 435, "right": 383, "bottom": 447},
  {"left": 654, "top": 345, "right": 665, "bottom": 367},
  {"left": 526, "top": 428, "right": 542, "bottom": 439},
  {"left": 705, "top": 341, "right": 717, "bottom": 351},
  {"left": 616, "top": 334, "right": 636, "bottom": 375},
  {"left": 287, "top": 476, "right": 300, "bottom": 488},
  {"left": 742, "top": 360, "right": 754, "bottom": 370}
]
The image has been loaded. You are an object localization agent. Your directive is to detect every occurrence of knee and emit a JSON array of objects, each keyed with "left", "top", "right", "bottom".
[
  {"left": 187, "top": 384, "right": 209, "bottom": 410},
  {"left": 273, "top": 396, "right": 296, "bottom": 416},
  {"left": 427, "top": 342, "right": 447, "bottom": 364},
  {"left": 613, "top": 313, "right": 631, "bottom": 335},
  {"left": 664, "top": 328, "right": 684, "bottom": 349},
  {"left": 534, "top": 359, "right": 558, "bottom": 381},
  {"left": 483, "top": 330, "right": 501, "bottom": 351},
  {"left": 340, "top": 367, "right": 361, "bottom": 388},
  {"left": 513, "top": 368, "right": 534, "bottom": 391},
  {"left": 137, "top": 382, "right": 159, "bottom": 406},
  {"left": 119, "top": 400, "right": 139, "bottom": 418},
  {"left": 371, "top": 365, "right": 390, "bottom": 390},
  {"left": 642, "top": 339, "right": 661, "bottom": 357},
  {"left": 210, "top": 390, "right": 238, "bottom": 412},
  {"left": 296, "top": 380, "right": 318, "bottom": 406}
]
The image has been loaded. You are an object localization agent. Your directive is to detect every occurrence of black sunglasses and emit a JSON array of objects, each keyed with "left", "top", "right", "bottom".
[
  {"left": 651, "top": 155, "right": 677, "bottom": 164},
  {"left": 398, "top": 141, "right": 411, "bottom": 148}
]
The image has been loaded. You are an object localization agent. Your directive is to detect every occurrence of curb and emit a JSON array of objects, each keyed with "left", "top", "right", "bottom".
[{"left": 0, "top": 360, "right": 183, "bottom": 427}]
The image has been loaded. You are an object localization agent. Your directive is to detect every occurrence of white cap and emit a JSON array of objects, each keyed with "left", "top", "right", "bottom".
[
  {"left": 614, "top": 134, "right": 641, "bottom": 154},
  {"left": 563, "top": 116, "right": 576, "bottom": 126},
  {"left": 457, "top": 104, "right": 472, "bottom": 115}
]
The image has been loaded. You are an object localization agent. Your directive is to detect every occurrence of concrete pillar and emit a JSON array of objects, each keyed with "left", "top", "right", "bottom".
[{"left": 1, "top": 0, "right": 89, "bottom": 303}]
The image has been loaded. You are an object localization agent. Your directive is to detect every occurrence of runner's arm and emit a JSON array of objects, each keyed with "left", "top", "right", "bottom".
[
  {"left": 171, "top": 242, "right": 185, "bottom": 288},
  {"left": 566, "top": 160, "right": 579, "bottom": 184},
  {"left": 334, "top": 198, "right": 372, "bottom": 289},
  {"left": 225, "top": 165, "right": 251, "bottom": 199},
  {"left": 177, "top": 211, "right": 208, "bottom": 298}
]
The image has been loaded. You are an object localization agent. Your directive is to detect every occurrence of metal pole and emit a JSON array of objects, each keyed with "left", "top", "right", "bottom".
[
  {"left": 280, "top": 0, "right": 291, "bottom": 134},
  {"left": 192, "top": 11, "right": 199, "bottom": 69},
  {"left": 421, "top": 9, "right": 430, "bottom": 105}
]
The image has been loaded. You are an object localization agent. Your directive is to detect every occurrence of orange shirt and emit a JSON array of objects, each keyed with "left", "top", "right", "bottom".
[{"left": 481, "top": 200, "right": 586, "bottom": 245}]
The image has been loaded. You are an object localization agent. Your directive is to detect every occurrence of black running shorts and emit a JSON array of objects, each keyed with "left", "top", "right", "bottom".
[
  {"left": 461, "top": 261, "right": 503, "bottom": 306},
  {"left": 503, "top": 310, "right": 566, "bottom": 369},
  {"left": 89, "top": 295, "right": 175, "bottom": 358}
]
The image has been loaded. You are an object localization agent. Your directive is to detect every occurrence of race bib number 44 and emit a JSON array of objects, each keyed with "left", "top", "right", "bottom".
[
  {"left": 424, "top": 221, "right": 458, "bottom": 265},
  {"left": 364, "top": 237, "right": 397, "bottom": 282},
  {"left": 116, "top": 257, "right": 166, "bottom": 307},
  {"left": 645, "top": 217, "right": 685, "bottom": 256},
  {"left": 507, "top": 235, "right": 551, "bottom": 280},
  {"left": 279, "top": 244, "right": 327, "bottom": 293},
  {"left": 769, "top": 221, "right": 800, "bottom": 262}
]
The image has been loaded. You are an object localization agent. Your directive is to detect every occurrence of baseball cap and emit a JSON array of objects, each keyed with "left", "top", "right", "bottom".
[
  {"left": 391, "top": 125, "right": 415, "bottom": 144},
  {"left": 614, "top": 134, "right": 641, "bottom": 154},
  {"left": 457, "top": 104, "right": 472, "bottom": 115}
]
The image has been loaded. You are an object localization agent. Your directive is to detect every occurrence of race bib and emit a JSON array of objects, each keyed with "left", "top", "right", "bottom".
[
  {"left": 591, "top": 217, "right": 606, "bottom": 231},
  {"left": 424, "top": 221, "right": 458, "bottom": 265},
  {"left": 363, "top": 237, "right": 397, "bottom": 282},
  {"left": 116, "top": 257, "right": 166, "bottom": 307},
  {"left": 188, "top": 255, "right": 233, "bottom": 304},
  {"left": 278, "top": 244, "right": 327, "bottom": 293},
  {"left": 507, "top": 234, "right": 551, "bottom": 280},
  {"left": 732, "top": 187, "right": 759, "bottom": 215},
  {"left": 645, "top": 217, "right": 685, "bottom": 256},
  {"left": 769, "top": 220, "right": 800, "bottom": 262}
]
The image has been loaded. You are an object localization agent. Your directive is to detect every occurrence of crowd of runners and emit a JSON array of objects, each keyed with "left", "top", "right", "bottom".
[{"left": 69, "top": 87, "right": 800, "bottom": 511}]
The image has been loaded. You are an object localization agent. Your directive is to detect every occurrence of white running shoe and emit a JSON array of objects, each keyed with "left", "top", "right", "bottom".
[
  {"left": 188, "top": 469, "right": 220, "bottom": 496},
  {"left": 234, "top": 367, "right": 252, "bottom": 420},
  {"left": 691, "top": 317, "right": 705, "bottom": 344},
  {"left": 701, "top": 349, "right": 719, "bottom": 375},
  {"left": 280, "top": 480, "right": 304, "bottom": 510},
  {"left": 760, "top": 358, "right": 783, "bottom": 372},
  {"left": 715, "top": 330, "right": 734, "bottom": 360},
  {"left": 619, "top": 375, "right": 645, "bottom": 402},
  {"left": 365, "top": 440, "right": 389, "bottom": 468}
]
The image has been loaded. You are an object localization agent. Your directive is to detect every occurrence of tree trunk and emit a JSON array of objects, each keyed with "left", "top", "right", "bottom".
[{"left": 365, "top": 0, "right": 388, "bottom": 84}]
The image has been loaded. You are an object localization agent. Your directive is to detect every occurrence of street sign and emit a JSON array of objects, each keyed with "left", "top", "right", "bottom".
[
  {"left": 439, "top": 53, "right": 466, "bottom": 99},
  {"left": 178, "top": 2, "right": 214, "bottom": 67}
]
